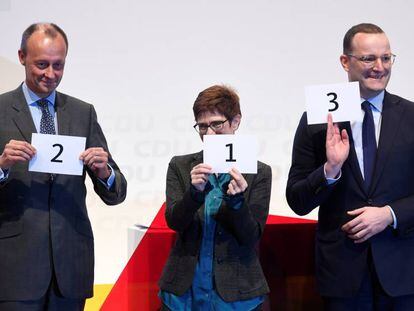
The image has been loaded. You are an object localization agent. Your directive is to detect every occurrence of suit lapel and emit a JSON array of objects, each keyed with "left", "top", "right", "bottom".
[
  {"left": 341, "top": 122, "right": 366, "bottom": 193},
  {"left": 190, "top": 151, "right": 205, "bottom": 221},
  {"left": 370, "top": 92, "right": 405, "bottom": 194},
  {"left": 55, "top": 92, "right": 71, "bottom": 135},
  {"left": 11, "top": 87, "right": 37, "bottom": 142},
  {"left": 190, "top": 151, "right": 203, "bottom": 169}
]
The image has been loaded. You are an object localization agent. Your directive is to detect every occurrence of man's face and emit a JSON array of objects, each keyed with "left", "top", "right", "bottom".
[
  {"left": 18, "top": 31, "right": 67, "bottom": 98},
  {"left": 195, "top": 111, "right": 240, "bottom": 141},
  {"left": 340, "top": 32, "right": 392, "bottom": 99}
]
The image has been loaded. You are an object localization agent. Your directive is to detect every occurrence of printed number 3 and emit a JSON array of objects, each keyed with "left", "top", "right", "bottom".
[
  {"left": 327, "top": 92, "right": 339, "bottom": 112},
  {"left": 51, "top": 143, "right": 64, "bottom": 163}
]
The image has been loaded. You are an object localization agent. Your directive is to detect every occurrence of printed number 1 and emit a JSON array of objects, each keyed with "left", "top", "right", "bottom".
[
  {"left": 51, "top": 143, "right": 64, "bottom": 163},
  {"left": 327, "top": 92, "right": 339, "bottom": 112},
  {"left": 225, "top": 143, "right": 236, "bottom": 162}
]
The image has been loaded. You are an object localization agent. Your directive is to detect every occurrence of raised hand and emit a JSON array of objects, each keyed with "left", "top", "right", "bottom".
[{"left": 325, "top": 113, "right": 350, "bottom": 178}]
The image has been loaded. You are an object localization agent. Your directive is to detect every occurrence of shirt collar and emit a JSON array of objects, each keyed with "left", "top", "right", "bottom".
[
  {"left": 22, "top": 82, "right": 56, "bottom": 107},
  {"left": 360, "top": 90, "right": 384, "bottom": 113}
]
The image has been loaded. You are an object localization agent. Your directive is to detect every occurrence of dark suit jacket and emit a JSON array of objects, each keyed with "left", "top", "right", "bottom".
[
  {"left": 0, "top": 86, "right": 127, "bottom": 300},
  {"left": 286, "top": 91, "right": 414, "bottom": 297},
  {"left": 158, "top": 151, "right": 271, "bottom": 302}
]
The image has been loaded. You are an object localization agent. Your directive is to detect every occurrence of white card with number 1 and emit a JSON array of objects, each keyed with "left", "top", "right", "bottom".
[
  {"left": 29, "top": 133, "right": 86, "bottom": 176},
  {"left": 203, "top": 135, "right": 257, "bottom": 174}
]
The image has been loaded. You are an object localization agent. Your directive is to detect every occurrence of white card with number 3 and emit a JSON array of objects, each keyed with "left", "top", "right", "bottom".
[
  {"left": 29, "top": 133, "right": 86, "bottom": 176},
  {"left": 305, "top": 81, "right": 361, "bottom": 125},
  {"left": 203, "top": 135, "right": 257, "bottom": 174}
]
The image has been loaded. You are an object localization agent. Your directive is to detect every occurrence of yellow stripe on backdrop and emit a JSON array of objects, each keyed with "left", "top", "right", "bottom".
[{"left": 84, "top": 284, "right": 113, "bottom": 311}]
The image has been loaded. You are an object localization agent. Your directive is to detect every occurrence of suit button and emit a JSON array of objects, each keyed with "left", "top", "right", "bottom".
[
  {"left": 217, "top": 231, "right": 222, "bottom": 235},
  {"left": 217, "top": 257, "right": 223, "bottom": 264},
  {"left": 367, "top": 199, "right": 373, "bottom": 205}
]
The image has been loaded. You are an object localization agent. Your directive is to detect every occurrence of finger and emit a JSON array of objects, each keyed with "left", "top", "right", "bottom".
[
  {"left": 346, "top": 221, "right": 366, "bottom": 234},
  {"left": 333, "top": 123, "right": 340, "bottom": 136},
  {"left": 347, "top": 207, "right": 366, "bottom": 216},
  {"left": 341, "top": 129, "right": 349, "bottom": 142},
  {"left": 192, "top": 167, "right": 213, "bottom": 175},
  {"left": 80, "top": 147, "right": 104, "bottom": 159},
  {"left": 229, "top": 168, "right": 247, "bottom": 187},
  {"left": 341, "top": 217, "right": 361, "bottom": 232},
  {"left": 91, "top": 162, "right": 107, "bottom": 170},
  {"left": 192, "top": 177, "right": 207, "bottom": 186},
  {"left": 227, "top": 182, "right": 237, "bottom": 195},
  {"left": 87, "top": 155, "right": 108, "bottom": 166},
  {"left": 326, "top": 114, "right": 334, "bottom": 138},
  {"left": 228, "top": 168, "right": 242, "bottom": 181},
  {"left": 84, "top": 155, "right": 102, "bottom": 166},
  {"left": 7, "top": 149, "right": 33, "bottom": 161},
  {"left": 7, "top": 155, "right": 31, "bottom": 163},
  {"left": 82, "top": 153, "right": 95, "bottom": 165},
  {"left": 8, "top": 143, "right": 36, "bottom": 157},
  {"left": 83, "top": 149, "right": 107, "bottom": 164},
  {"left": 192, "top": 174, "right": 208, "bottom": 183},
  {"left": 193, "top": 163, "right": 212, "bottom": 170},
  {"left": 230, "top": 180, "right": 240, "bottom": 193},
  {"left": 348, "top": 228, "right": 371, "bottom": 243},
  {"left": 79, "top": 149, "right": 91, "bottom": 160}
]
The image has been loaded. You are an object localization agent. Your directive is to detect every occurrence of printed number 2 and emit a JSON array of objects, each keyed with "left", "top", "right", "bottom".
[
  {"left": 327, "top": 92, "right": 339, "bottom": 112},
  {"left": 225, "top": 143, "right": 236, "bottom": 162},
  {"left": 51, "top": 143, "right": 64, "bottom": 163}
]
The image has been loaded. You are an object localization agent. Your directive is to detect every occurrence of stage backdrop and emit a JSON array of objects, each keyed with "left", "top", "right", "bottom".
[{"left": 1, "top": 0, "right": 413, "bottom": 308}]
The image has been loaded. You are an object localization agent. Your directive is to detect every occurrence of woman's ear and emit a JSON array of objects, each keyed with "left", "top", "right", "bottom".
[{"left": 230, "top": 114, "right": 241, "bottom": 132}]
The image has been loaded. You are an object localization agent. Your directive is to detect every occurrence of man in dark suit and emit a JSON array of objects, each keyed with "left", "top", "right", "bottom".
[
  {"left": 286, "top": 23, "right": 414, "bottom": 310},
  {"left": 0, "top": 23, "right": 127, "bottom": 310}
]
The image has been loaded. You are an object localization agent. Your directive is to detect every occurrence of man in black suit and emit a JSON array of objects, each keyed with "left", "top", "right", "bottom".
[
  {"left": 286, "top": 23, "right": 414, "bottom": 310},
  {"left": 0, "top": 23, "right": 127, "bottom": 310}
]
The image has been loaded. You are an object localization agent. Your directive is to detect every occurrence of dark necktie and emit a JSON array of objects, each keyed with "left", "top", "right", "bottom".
[
  {"left": 37, "top": 99, "right": 56, "bottom": 135},
  {"left": 361, "top": 101, "right": 377, "bottom": 190}
]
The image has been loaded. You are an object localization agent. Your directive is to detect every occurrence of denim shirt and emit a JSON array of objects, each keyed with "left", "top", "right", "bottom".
[{"left": 160, "top": 173, "right": 263, "bottom": 310}]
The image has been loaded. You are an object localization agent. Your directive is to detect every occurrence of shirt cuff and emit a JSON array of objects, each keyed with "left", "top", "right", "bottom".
[
  {"left": 324, "top": 164, "right": 341, "bottom": 185},
  {"left": 386, "top": 205, "right": 397, "bottom": 229},
  {"left": 0, "top": 167, "right": 10, "bottom": 182},
  {"left": 190, "top": 185, "right": 205, "bottom": 203},
  {"left": 98, "top": 164, "right": 115, "bottom": 190}
]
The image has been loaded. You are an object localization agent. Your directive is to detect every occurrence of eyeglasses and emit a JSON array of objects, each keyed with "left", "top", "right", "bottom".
[
  {"left": 346, "top": 53, "right": 396, "bottom": 66},
  {"left": 193, "top": 119, "right": 229, "bottom": 134}
]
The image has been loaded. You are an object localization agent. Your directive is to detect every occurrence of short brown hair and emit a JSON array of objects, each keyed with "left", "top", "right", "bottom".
[
  {"left": 193, "top": 85, "right": 241, "bottom": 121},
  {"left": 20, "top": 22, "right": 68, "bottom": 55},
  {"left": 343, "top": 23, "right": 384, "bottom": 54}
]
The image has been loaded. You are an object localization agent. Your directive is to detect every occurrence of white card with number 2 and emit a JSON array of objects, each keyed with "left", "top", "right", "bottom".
[{"left": 29, "top": 133, "right": 86, "bottom": 176}]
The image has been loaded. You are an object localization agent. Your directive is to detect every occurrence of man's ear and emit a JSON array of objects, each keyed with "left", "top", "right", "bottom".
[
  {"left": 18, "top": 49, "right": 26, "bottom": 66},
  {"left": 231, "top": 114, "right": 241, "bottom": 131},
  {"left": 340, "top": 54, "right": 350, "bottom": 72}
]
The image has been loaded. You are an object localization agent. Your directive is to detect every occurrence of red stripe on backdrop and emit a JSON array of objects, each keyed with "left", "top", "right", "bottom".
[
  {"left": 100, "top": 203, "right": 173, "bottom": 310},
  {"left": 101, "top": 204, "right": 316, "bottom": 310}
]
